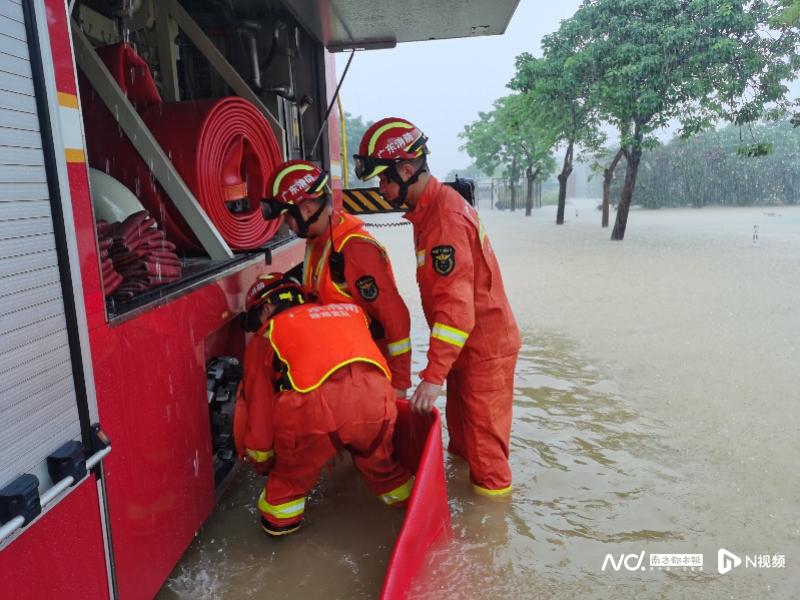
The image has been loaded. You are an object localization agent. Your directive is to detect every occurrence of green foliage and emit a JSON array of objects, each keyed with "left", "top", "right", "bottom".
[
  {"left": 510, "top": 21, "right": 604, "bottom": 155},
  {"left": 576, "top": 0, "right": 800, "bottom": 146},
  {"left": 542, "top": 0, "right": 800, "bottom": 237},
  {"left": 736, "top": 142, "right": 774, "bottom": 157},
  {"left": 511, "top": 18, "right": 605, "bottom": 223},
  {"left": 460, "top": 94, "right": 557, "bottom": 183},
  {"left": 624, "top": 121, "right": 800, "bottom": 207},
  {"left": 342, "top": 112, "right": 372, "bottom": 188},
  {"left": 775, "top": 0, "right": 800, "bottom": 24}
]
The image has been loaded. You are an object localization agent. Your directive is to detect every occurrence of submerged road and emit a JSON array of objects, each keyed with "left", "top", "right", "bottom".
[{"left": 160, "top": 201, "right": 800, "bottom": 599}]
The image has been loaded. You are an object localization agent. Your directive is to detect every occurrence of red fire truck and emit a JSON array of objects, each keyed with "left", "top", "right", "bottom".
[{"left": 0, "top": 1, "right": 519, "bottom": 598}]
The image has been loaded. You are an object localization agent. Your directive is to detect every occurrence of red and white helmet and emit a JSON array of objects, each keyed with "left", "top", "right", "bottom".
[
  {"left": 261, "top": 160, "right": 331, "bottom": 237},
  {"left": 265, "top": 160, "right": 329, "bottom": 206},
  {"left": 353, "top": 117, "right": 428, "bottom": 181}
]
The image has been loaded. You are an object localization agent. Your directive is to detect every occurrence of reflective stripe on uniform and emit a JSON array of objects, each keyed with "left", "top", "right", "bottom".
[
  {"left": 246, "top": 448, "right": 274, "bottom": 463},
  {"left": 473, "top": 483, "right": 513, "bottom": 498},
  {"left": 431, "top": 323, "right": 469, "bottom": 348},
  {"left": 416, "top": 250, "right": 425, "bottom": 267},
  {"left": 478, "top": 219, "right": 486, "bottom": 244},
  {"left": 258, "top": 489, "right": 306, "bottom": 519},
  {"left": 387, "top": 337, "right": 411, "bottom": 357},
  {"left": 380, "top": 478, "right": 414, "bottom": 505}
]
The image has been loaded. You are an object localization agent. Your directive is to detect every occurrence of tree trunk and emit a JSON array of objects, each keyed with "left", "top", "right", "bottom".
[
  {"left": 602, "top": 148, "right": 625, "bottom": 228},
  {"left": 510, "top": 158, "right": 518, "bottom": 212},
  {"left": 611, "top": 144, "right": 643, "bottom": 241},
  {"left": 556, "top": 141, "right": 574, "bottom": 225},
  {"left": 525, "top": 165, "right": 534, "bottom": 216}
]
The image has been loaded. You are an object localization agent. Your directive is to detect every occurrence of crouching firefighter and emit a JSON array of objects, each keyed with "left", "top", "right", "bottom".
[
  {"left": 234, "top": 272, "right": 414, "bottom": 536},
  {"left": 261, "top": 160, "right": 412, "bottom": 398}
]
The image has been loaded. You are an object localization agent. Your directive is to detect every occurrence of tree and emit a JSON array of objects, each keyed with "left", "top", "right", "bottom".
[
  {"left": 776, "top": 0, "right": 800, "bottom": 125},
  {"left": 460, "top": 95, "right": 556, "bottom": 215},
  {"left": 778, "top": 0, "right": 800, "bottom": 24},
  {"left": 574, "top": 0, "right": 800, "bottom": 240},
  {"left": 592, "top": 146, "right": 626, "bottom": 227},
  {"left": 510, "top": 14, "right": 603, "bottom": 225},
  {"left": 445, "top": 163, "right": 487, "bottom": 182},
  {"left": 460, "top": 105, "right": 519, "bottom": 208},
  {"left": 502, "top": 94, "right": 558, "bottom": 216},
  {"left": 341, "top": 112, "right": 372, "bottom": 188},
  {"left": 630, "top": 120, "right": 800, "bottom": 207}
]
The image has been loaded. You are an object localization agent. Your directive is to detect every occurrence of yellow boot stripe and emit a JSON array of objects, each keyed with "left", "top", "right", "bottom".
[
  {"left": 380, "top": 478, "right": 414, "bottom": 505},
  {"left": 246, "top": 448, "right": 274, "bottom": 462},
  {"left": 258, "top": 489, "right": 306, "bottom": 518},
  {"left": 473, "top": 484, "right": 513, "bottom": 497}
]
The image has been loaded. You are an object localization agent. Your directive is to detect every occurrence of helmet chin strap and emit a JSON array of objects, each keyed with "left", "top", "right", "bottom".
[
  {"left": 387, "top": 161, "right": 426, "bottom": 207},
  {"left": 291, "top": 197, "right": 328, "bottom": 238}
]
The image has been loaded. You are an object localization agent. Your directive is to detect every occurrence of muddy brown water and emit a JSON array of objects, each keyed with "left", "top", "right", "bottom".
[{"left": 159, "top": 202, "right": 800, "bottom": 599}]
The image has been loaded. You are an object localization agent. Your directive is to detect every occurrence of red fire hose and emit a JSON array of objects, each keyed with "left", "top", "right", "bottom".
[{"left": 80, "top": 43, "right": 282, "bottom": 251}]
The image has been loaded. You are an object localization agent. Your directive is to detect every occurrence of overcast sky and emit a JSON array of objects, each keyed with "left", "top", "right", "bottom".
[{"left": 334, "top": 0, "right": 583, "bottom": 178}]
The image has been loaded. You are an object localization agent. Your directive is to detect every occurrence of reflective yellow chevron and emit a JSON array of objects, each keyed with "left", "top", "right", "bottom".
[{"left": 342, "top": 188, "right": 408, "bottom": 214}]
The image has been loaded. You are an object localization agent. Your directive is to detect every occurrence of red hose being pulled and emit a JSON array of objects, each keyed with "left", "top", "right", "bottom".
[{"left": 80, "top": 43, "right": 282, "bottom": 251}]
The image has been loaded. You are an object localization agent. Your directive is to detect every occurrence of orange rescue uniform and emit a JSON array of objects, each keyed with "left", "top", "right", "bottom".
[
  {"left": 404, "top": 177, "right": 520, "bottom": 495},
  {"left": 302, "top": 212, "right": 412, "bottom": 390},
  {"left": 237, "top": 302, "right": 413, "bottom": 532}
]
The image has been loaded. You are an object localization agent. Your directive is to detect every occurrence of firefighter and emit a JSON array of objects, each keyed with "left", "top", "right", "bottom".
[
  {"left": 261, "top": 160, "right": 412, "bottom": 398},
  {"left": 353, "top": 118, "right": 521, "bottom": 498},
  {"left": 235, "top": 272, "right": 413, "bottom": 536}
]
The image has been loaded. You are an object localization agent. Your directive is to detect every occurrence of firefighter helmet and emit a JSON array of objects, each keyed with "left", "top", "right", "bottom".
[
  {"left": 243, "top": 272, "right": 305, "bottom": 331},
  {"left": 353, "top": 117, "right": 428, "bottom": 181},
  {"left": 261, "top": 161, "right": 330, "bottom": 238},
  {"left": 265, "top": 160, "right": 330, "bottom": 206},
  {"left": 245, "top": 272, "right": 305, "bottom": 312}
]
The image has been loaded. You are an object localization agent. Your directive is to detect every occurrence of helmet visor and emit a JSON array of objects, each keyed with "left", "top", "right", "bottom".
[
  {"left": 353, "top": 155, "right": 396, "bottom": 181},
  {"left": 261, "top": 198, "right": 291, "bottom": 220}
]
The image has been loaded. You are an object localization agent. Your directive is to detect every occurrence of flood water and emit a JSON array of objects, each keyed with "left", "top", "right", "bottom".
[{"left": 159, "top": 200, "right": 800, "bottom": 599}]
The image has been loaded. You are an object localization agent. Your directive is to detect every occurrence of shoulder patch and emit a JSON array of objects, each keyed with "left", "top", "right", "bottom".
[
  {"left": 431, "top": 245, "right": 456, "bottom": 276},
  {"left": 356, "top": 275, "right": 379, "bottom": 301}
]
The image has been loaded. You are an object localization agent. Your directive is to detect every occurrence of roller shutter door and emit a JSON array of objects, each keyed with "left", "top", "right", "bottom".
[{"left": 0, "top": 0, "right": 82, "bottom": 494}]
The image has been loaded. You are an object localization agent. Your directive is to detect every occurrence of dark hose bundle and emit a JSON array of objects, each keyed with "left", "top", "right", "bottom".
[{"left": 80, "top": 43, "right": 282, "bottom": 251}]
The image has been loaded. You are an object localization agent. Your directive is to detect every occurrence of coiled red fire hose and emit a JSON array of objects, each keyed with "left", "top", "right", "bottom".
[{"left": 80, "top": 43, "right": 282, "bottom": 251}]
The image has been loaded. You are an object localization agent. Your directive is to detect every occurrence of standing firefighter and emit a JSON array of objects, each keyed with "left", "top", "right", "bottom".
[
  {"left": 354, "top": 118, "right": 521, "bottom": 497},
  {"left": 261, "top": 160, "right": 412, "bottom": 397},
  {"left": 235, "top": 273, "right": 413, "bottom": 535}
]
